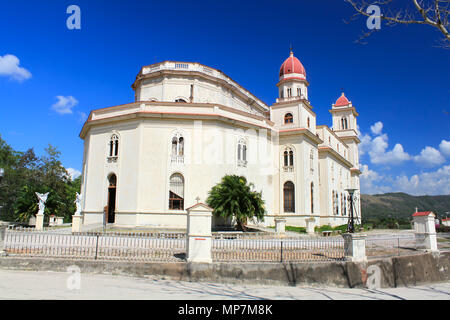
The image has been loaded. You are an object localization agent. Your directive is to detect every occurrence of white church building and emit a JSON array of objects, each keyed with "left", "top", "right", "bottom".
[{"left": 79, "top": 51, "right": 362, "bottom": 229}]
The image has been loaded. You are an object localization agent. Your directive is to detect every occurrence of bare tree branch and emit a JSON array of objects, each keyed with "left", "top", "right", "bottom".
[{"left": 345, "top": 0, "right": 450, "bottom": 47}]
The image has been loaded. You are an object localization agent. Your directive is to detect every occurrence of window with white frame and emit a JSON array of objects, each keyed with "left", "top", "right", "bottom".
[
  {"left": 171, "top": 133, "right": 184, "bottom": 164},
  {"left": 237, "top": 138, "right": 247, "bottom": 167},
  {"left": 283, "top": 147, "right": 294, "bottom": 172},
  {"left": 107, "top": 134, "right": 119, "bottom": 162}
]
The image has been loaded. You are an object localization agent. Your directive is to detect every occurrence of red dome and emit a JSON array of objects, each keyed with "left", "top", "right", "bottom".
[
  {"left": 335, "top": 93, "right": 350, "bottom": 106},
  {"left": 279, "top": 51, "right": 306, "bottom": 78}
]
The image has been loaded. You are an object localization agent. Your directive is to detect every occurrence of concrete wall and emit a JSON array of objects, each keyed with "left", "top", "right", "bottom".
[{"left": 1, "top": 252, "right": 448, "bottom": 288}]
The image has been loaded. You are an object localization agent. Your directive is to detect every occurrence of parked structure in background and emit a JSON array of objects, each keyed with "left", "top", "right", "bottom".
[
  {"left": 442, "top": 218, "right": 450, "bottom": 227},
  {"left": 78, "top": 51, "right": 361, "bottom": 229},
  {"left": 48, "top": 216, "right": 64, "bottom": 226}
]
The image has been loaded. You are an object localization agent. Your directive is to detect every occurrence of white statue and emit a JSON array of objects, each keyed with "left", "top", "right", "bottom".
[
  {"left": 74, "top": 193, "right": 82, "bottom": 216},
  {"left": 35, "top": 192, "right": 49, "bottom": 216}
]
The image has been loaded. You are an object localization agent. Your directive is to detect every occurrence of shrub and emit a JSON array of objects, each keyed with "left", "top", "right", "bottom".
[{"left": 436, "top": 225, "right": 450, "bottom": 233}]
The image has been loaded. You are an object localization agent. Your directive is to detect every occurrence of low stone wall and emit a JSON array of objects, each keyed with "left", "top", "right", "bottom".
[{"left": 0, "top": 251, "right": 448, "bottom": 288}]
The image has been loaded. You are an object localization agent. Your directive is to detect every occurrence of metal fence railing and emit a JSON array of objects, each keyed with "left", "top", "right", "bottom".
[
  {"left": 365, "top": 237, "right": 418, "bottom": 258},
  {"left": 3, "top": 229, "right": 186, "bottom": 262},
  {"left": 212, "top": 237, "right": 346, "bottom": 263}
]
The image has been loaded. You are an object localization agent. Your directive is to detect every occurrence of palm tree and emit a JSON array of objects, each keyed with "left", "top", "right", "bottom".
[{"left": 206, "top": 175, "right": 265, "bottom": 231}]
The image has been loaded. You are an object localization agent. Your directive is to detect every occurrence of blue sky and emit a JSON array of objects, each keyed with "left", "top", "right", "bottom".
[{"left": 0, "top": 0, "right": 449, "bottom": 195}]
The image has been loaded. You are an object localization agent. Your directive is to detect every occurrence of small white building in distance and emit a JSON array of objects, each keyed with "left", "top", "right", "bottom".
[{"left": 79, "top": 51, "right": 362, "bottom": 229}]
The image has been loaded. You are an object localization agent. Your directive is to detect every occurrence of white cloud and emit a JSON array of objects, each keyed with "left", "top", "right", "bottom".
[
  {"left": 0, "top": 54, "right": 32, "bottom": 81},
  {"left": 359, "top": 163, "right": 392, "bottom": 194},
  {"left": 67, "top": 168, "right": 81, "bottom": 180},
  {"left": 359, "top": 123, "right": 410, "bottom": 165},
  {"left": 52, "top": 96, "right": 78, "bottom": 115},
  {"left": 370, "top": 121, "right": 383, "bottom": 135},
  {"left": 392, "top": 165, "right": 450, "bottom": 195},
  {"left": 369, "top": 134, "right": 410, "bottom": 165},
  {"left": 440, "top": 140, "right": 450, "bottom": 157},
  {"left": 78, "top": 111, "right": 88, "bottom": 123},
  {"left": 360, "top": 164, "right": 450, "bottom": 196},
  {"left": 413, "top": 146, "right": 445, "bottom": 167}
]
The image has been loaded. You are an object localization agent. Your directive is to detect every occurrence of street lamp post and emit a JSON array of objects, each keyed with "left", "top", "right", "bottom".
[
  {"left": 0, "top": 168, "right": 4, "bottom": 219},
  {"left": 345, "top": 188, "right": 357, "bottom": 233}
]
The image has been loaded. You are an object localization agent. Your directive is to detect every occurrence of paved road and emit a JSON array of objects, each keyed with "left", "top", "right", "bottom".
[{"left": 0, "top": 269, "right": 448, "bottom": 300}]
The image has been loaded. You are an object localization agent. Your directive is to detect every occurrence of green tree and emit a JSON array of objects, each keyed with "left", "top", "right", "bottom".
[
  {"left": 0, "top": 135, "right": 81, "bottom": 224},
  {"left": 206, "top": 175, "right": 265, "bottom": 231}
]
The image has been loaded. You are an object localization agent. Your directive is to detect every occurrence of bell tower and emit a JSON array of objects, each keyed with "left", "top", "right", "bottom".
[
  {"left": 276, "top": 50, "right": 309, "bottom": 102},
  {"left": 330, "top": 92, "right": 361, "bottom": 181}
]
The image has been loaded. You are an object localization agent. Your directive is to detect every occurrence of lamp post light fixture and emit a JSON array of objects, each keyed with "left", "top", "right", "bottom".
[{"left": 345, "top": 188, "right": 357, "bottom": 233}]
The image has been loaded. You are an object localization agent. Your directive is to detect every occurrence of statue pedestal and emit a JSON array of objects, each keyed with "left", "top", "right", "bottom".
[
  {"left": 35, "top": 214, "right": 44, "bottom": 231},
  {"left": 342, "top": 233, "right": 367, "bottom": 262},
  {"left": 275, "top": 217, "right": 286, "bottom": 234},
  {"left": 306, "top": 217, "right": 316, "bottom": 235},
  {"left": 72, "top": 214, "right": 83, "bottom": 233}
]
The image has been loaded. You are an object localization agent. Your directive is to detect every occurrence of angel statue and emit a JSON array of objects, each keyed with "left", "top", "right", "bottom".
[
  {"left": 35, "top": 192, "right": 49, "bottom": 215},
  {"left": 74, "top": 193, "right": 82, "bottom": 216}
]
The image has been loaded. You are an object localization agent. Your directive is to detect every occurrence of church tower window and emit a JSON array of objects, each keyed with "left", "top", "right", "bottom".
[
  {"left": 284, "top": 113, "right": 293, "bottom": 124},
  {"left": 171, "top": 133, "right": 184, "bottom": 164},
  {"left": 283, "top": 147, "right": 294, "bottom": 171},
  {"left": 107, "top": 134, "right": 119, "bottom": 162}
]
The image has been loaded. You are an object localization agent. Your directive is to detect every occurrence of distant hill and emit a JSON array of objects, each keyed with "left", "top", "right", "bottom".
[{"left": 361, "top": 193, "right": 450, "bottom": 220}]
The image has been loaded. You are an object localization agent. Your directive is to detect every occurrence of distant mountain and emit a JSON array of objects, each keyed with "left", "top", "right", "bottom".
[{"left": 361, "top": 193, "right": 450, "bottom": 220}]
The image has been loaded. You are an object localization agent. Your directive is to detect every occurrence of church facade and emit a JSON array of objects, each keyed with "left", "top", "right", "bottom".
[{"left": 79, "top": 51, "right": 362, "bottom": 229}]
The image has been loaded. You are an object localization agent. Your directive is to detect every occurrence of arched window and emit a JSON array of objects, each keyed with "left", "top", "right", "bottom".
[
  {"left": 169, "top": 173, "right": 184, "bottom": 210},
  {"left": 107, "top": 174, "right": 117, "bottom": 223},
  {"left": 310, "top": 150, "right": 314, "bottom": 175},
  {"left": 341, "top": 117, "right": 348, "bottom": 130},
  {"left": 307, "top": 117, "right": 310, "bottom": 128},
  {"left": 287, "top": 88, "right": 292, "bottom": 97},
  {"left": 332, "top": 191, "right": 335, "bottom": 214},
  {"left": 284, "top": 113, "right": 293, "bottom": 124},
  {"left": 283, "top": 147, "right": 294, "bottom": 169},
  {"left": 283, "top": 181, "right": 295, "bottom": 213},
  {"left": 171, "top": 133, "right": 184, "bottom": 163},
  {"left": 297, "top": 88, "right": 301, "bottom": 97},
  {"left": 108, "top": 134, "right": 119, "bottom": 161},
  {"left": 336, "top": 192, "right": 339, "bottom": 215},
  {"left": 311, "top": 182, "right": 314, "bottom": 213},
  {"left": 237, "top": 138, "right": 247, "bottom": 167},
  {"left": 175, "top": 98, "right": 187, "bottom": 103}
]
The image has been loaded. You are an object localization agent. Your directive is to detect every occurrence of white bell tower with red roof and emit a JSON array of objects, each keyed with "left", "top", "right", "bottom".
[
  {"left": 277, "top": 50, "right": 309, "bottom": 102},
  {"left": 330, "top": 92, "right": 361, "bottom": 185}
]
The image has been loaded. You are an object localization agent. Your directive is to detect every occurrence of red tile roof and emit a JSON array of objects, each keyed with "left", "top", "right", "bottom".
[
  {"left": 279, "top": 51, "right": 306, "bottom": 78},
  {"left": 335, "top": 93, "right": 350, "bottom": 106},
  {"left": 412, "top": 211, "right": 434, "bottom": 217}
]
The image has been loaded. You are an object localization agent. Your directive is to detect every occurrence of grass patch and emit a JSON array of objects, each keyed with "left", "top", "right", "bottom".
[{"left": 285, "top": 226, "right": 306, "bottom": 233}]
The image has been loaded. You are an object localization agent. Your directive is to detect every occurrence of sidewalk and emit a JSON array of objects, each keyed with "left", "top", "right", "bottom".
[{"left": 0, "top": 269, "right": 448, "bottom": 300}]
